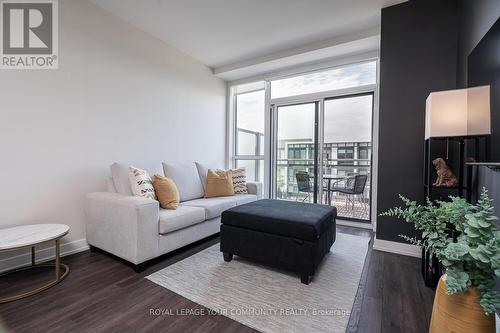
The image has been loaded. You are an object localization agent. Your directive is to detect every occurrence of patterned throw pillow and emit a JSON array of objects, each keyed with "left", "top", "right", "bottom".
[
  {"left": 128, "top": 166, "right": 156, "bottom": 200},
  {"left": 231, "top": 168, "right": 248, "bottom": 194}
]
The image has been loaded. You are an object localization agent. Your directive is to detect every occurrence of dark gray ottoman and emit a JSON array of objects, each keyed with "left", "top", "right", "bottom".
[{"left": 220, "top": 199, "right": 336, "bottom": 284}]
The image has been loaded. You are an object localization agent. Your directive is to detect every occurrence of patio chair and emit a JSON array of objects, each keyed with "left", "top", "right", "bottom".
[
  {"left": 295, "top": 171, "right": 314, "bottom": 202},
  {"left": 330, "top": 174, "right": 368, "bottom": 215}
]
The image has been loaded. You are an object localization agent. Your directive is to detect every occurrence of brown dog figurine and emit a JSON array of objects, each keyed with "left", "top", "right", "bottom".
[{"left": 432, "top": 158, "right": 459, "bottom": 188}]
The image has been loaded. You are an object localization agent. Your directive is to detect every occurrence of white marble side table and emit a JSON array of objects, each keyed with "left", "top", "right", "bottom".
[{"left": 0, "top": 224, "right": 70, "bottom": 303}]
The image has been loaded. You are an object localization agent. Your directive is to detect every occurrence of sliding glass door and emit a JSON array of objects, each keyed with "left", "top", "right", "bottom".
[
  {"left": 272, "top": 94, "right": 373, "bottom": 222},
  {"left": 322, "top": 93, "right": 373, "bottom": 221},
  {"left": 275, "top": 102, "right": 318, "bottom": 203}
]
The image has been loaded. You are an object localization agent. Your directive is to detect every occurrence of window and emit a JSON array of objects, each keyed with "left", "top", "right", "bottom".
[
  {"left": 271, "top": 61, "right": 376, "bottom": 99},
  {"left": 338, "top": 146, "right": 354, "bottom": 159},
  {"left": 233, "top": 84, "right": 265, "bottom": 183},
  {"left": 359, "top": 147, "right": 369, "bottom": 160},
  {"left": 236, "top": 90, "right": 265, "bottom": 156},
  {"left": 230, "top": 60, "right": 377, "bottom": 213},
  {"left": 288, "top": 145, "right": 309, "bottom": 159}
]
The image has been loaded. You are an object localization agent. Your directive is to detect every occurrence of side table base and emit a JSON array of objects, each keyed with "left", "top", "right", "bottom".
[{"left": 0, "top": 262, "right": 70, "bottom": 304}]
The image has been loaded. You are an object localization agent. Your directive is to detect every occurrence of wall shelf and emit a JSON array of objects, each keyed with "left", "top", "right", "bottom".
[
  {"left": 421, "top": 136, "right": 488, "bottom": 288},
  {"left": 466, "top": 162, "right": 500, "bottom": 172}
]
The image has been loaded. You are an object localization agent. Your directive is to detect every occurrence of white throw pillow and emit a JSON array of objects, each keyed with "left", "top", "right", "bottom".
[
  {"left": 111, "top": 162, "right": 164, "bottom": 196},
  {"left": 129, "top": 166, "right": 156, "bottom": 200},
  {"left": 231, "top": 168, "right": 248, "bottom": 194}
]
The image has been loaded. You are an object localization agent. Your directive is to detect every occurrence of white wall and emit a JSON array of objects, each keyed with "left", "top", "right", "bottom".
[{"left": 0, "top": 0, "right": 226, "bottom": 266}]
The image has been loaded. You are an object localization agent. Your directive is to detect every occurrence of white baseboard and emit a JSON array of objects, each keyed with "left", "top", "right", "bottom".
[
  {"left": 373, "top": 238, "right": 421, "bottom": 257},
  {"left": 0, "top": 238, "right": 89, "bottom": 273}
]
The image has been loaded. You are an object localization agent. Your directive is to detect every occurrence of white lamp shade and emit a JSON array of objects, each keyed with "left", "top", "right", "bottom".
[{"left": 425, "top": 85, "right": 491, "bottom": 139}]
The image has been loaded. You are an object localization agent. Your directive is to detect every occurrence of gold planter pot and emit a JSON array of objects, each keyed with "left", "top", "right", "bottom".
[{"left": 429, "top": 274, "right": 495, "bottom": 333}]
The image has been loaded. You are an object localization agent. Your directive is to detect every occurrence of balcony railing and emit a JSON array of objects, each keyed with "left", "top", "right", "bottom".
[{"left": 276, "top": 158, "right": 371, "bottom": 220}]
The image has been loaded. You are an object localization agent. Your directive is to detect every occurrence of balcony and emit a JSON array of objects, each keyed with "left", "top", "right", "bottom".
[{"left": 276, "top": 158, "right": 371, "bottom": 221}]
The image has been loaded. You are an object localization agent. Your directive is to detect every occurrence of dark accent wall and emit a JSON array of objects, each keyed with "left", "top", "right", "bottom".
[
  {"left": 459, "top": 0, "right": 500, "bottom": 162},
  {"left": 468, "top": 18, "right": 500, "bottom": 161},
  {"left": 376, "top": 1, "right": 459, "bottom": 242},
  {"left": 457, "top": 0, "right": 500, "bottom": 88}
]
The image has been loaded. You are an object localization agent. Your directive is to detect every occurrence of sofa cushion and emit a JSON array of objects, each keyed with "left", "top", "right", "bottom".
[
  {"left": 163, "top": 162, "right": 204, "bottom": 202},
  {"left": 106, "top": 178, "right": 117, "bottom": 193},
  {"left": 111, "top": 162, "right": 164, "bottom": 196},
  {"left": 234, "top": 194, "right": 258, "bottom": 205},
  {"left": 159, "top": 205, "right": 206, "bottom": 234},
  {"left": 181, "top": 197, "right": 237, "bottom": 220}
]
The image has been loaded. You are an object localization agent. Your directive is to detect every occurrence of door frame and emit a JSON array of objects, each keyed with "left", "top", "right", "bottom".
[
  {"left": 269, "top": 85, "right": 376, "bottom": 222},
  {"left": 323, "top": 91, "right": 375, "bottom": 223},
  {"left": 271, "top": 101, "right": 320, "bottom": 203}
]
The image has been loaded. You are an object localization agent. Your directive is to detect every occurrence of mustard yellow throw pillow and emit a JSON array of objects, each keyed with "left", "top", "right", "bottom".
[
  {"left": 152, "top": 175, "right": 180, "bottom": 209},
  {"left": 205, "top": 169, "right": 235, "bottom": 198}
]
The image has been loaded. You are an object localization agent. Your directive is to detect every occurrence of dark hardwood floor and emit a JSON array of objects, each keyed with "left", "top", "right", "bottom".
[{"left": 0, "top": 226, "right": 435, "bottom": 333}]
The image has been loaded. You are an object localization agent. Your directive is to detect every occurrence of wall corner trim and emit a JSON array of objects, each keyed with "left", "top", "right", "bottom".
[
  {"left": 373, "top": 238, "right": 421, "bottom": 257},
  {"left": 0, "top": 239, "right": 89, "bottom": 273}
]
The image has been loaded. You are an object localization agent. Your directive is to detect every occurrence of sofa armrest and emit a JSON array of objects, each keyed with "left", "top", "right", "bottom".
[
  {"left": 85, "top": 192, "right": 160, "bottom": 265},
  {"left": 246, "top": 182, "right": 263, "bottom": 198}
]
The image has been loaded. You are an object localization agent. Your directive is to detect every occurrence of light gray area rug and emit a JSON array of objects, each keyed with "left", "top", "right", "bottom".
[{"left": 147, "top": 233, "right": 370, "bottom": 333}]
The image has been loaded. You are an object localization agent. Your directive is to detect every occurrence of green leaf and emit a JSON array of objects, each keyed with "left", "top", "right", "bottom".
[
  {"left": 446, "top": 270, "right": 469, "bottom": 294},
  {"left": 466, "top": 214, "right": 479, "bottom": 227},
  {"left": 443, "top": 242, "right": 469, "bottom": 261},
  {"left": 479, "top": 291, "right": 500, "bottom": 315},
  {"left": 470, "top": 248, "right": 491, "bottom": 264},
  {"left": 466, "top": 227, "right": 481, "bottom": 238},
  {"left": 477, "top": 219, "right": 492, "bottom": 228}
]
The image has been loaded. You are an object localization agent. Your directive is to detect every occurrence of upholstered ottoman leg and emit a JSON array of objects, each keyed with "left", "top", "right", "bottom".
[
  {"left": 301, "top": 274, "right": 311, "bottom": 285},
  {"left": 223, "top": 252, "right": 233, "bottom": 262},
  {"left": 133, "top": 263, "right": 147, "bottom": 273}
]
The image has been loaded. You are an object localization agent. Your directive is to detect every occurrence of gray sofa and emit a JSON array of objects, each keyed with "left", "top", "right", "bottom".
[{"left": 85, "top": 162, "right": 262, "bottom": 270}]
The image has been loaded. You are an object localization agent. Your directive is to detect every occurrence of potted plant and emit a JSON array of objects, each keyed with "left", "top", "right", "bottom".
[{"left": 382, "top": 188, "right": 500, "bottom": 333}]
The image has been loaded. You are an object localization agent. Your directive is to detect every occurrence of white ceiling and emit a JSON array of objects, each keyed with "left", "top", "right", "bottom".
[{"left": 91, "top": 0, "right": 406, "bottom": 71}]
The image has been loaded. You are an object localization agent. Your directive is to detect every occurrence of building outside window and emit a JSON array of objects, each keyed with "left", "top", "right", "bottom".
[{"left": 230, "top": 60, "right": 376, "bottom": 221}]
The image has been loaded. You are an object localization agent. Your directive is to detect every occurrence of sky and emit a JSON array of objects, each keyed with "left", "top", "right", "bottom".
[
  {"left": 271, "top": 61, "right": 376, "bottom": 99},
  {"left": 237, "top": 90, "right": 265, "bottom": 133},
  {"left": 237, "top": 61, "right": 376, "bottom": 144},
  {"left": 277, "top": 96, "right": 372, "bottom": 143}
]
